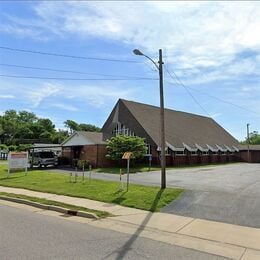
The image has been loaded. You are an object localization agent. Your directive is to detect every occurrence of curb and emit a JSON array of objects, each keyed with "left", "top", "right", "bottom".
[{"left": 0, "top": 196, "right": 98, "bottom": 219}]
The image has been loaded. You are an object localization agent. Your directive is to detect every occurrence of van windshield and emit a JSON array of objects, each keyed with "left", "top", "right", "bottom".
[{"left": 39, "top": 152, "right": 55, "bottom": 158}]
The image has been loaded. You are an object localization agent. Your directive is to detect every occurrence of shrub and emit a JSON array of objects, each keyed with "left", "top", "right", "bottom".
[{"left": 77, "top": 160, "right": 90, "bottom": 170}]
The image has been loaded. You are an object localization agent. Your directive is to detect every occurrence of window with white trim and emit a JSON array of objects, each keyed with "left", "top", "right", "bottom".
[{"left": 112, "top": 122, "right": 136, "bottom": 136}]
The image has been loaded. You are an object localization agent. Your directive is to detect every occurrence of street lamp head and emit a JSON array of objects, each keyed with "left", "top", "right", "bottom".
[{"left": 133, "top": 49, "right": 144, "bottom": 56}]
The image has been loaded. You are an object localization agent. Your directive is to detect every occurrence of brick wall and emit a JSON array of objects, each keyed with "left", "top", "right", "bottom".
[{"left": 240, "top": 150, "right": 260, "bottom": 163}]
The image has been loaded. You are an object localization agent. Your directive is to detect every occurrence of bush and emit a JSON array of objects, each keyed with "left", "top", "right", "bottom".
[
  {"left": 106, "top": 135, "right": 147, "bottom": 161},
  {"left": 8, "top": 145, "right": 18, "bottom": 151},
  {"left": 0, "top": 144, "right": 8, "bottom": 151},
  {"left": 17, "top": 144, "right": 33, "bottom": 152},
  {"left": 77, "top": 160, "right": 90, "bottom": 170}
]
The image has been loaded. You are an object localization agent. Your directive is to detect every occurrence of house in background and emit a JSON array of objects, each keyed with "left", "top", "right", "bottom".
[
  {"left": 62, "top": 99, "right": 260, "bottom": 167},
  {"left": 62, "top": 131, "right": 111, "bottom": 167}
]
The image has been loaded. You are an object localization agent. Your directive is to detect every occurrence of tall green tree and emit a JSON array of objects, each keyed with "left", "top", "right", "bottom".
[
  {"left": 78, "top": 123, "right": 101, "bottom": 132},
  {"left": 106, "top": 135, "right": 147, "bottom": 161},
  {"left": 64, "top": 120, "right": 79, "bottom": 134},
  {"left": 241, "top": 131, "right": 260, "bottom": 145}
]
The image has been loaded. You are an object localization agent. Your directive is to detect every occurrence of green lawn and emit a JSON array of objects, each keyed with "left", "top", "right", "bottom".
[
  {"left": 0, "top": 165, "right": 183, "bottom": 212},
  {"left": 0, "top": 192, "right": 111, "bottom": 218}
]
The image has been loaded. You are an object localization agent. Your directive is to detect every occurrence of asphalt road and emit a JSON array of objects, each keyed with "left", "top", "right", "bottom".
[
  {"left": 55, "top": 163, "right": 260, "bottom": 228},
  {"left": 0, "top": 204, "right": 226, "bottom": 260}
]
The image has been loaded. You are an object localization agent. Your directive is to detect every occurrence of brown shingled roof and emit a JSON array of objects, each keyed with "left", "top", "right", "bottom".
[
  {"left": 78, "top": 131, "right": 106, "bottom": 144},
  {"left": 120, "top": 99, "right": 239, "bottom": 150}
]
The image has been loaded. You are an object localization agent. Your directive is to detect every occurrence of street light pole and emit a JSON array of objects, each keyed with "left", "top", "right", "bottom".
[{"left": 133, "top": 49, "right": 166, "bottom": 189}]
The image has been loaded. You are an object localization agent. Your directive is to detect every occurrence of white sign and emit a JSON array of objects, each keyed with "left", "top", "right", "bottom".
[{"left": 8, "top": 152, "right": 28, "bottom": 175}]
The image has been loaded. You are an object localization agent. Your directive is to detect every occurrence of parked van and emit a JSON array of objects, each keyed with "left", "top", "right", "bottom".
[{"left": 30, "top": 151, "right": 58, "bottom": 168}]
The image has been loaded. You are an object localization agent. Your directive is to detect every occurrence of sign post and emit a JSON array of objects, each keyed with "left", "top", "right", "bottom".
[
  {"left": 119, "top": 168, "right": 124, "bottom": 190},
  {"left": 8, "top": 152, "right": 28, "bottom": 177},
  {"left": 148, "top": 154, "right": 152, "bottom": 171},
  {"left": 122, "top": 152, "right": 132, "bottom": 191}
]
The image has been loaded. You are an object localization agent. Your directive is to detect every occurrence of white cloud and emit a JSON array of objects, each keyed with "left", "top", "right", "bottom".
[
  {"left": 65, "top": 84, "right": 135, "bottom": 108},
  {"left": 27, "top": 83, "right": 62, "bottom": 107},
  {"left": 51, "top": 103, "right": 78, "bottom": 112},
  {"left": 1, "top": 2, "right": 260, "bottom": 86},
  {"left": 0, "top": 94, "right": 15, "bottom": 99}
]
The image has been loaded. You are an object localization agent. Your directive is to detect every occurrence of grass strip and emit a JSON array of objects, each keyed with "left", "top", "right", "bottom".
[
  {"left": 0, "top": 191, "right": 111, "bottom": 218},
  {"left": 0, "top": 165, "right": 183, "bottom": 212}
]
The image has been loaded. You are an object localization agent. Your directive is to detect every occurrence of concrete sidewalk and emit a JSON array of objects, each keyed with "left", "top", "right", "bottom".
[{"left": 1, "top": 186, "right": 260, "bottom": 260}]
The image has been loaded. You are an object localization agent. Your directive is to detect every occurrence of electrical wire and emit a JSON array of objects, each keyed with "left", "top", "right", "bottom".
[
  {"left": 0, "top": 46, "right": 142, "bottom": 63},
  {"left": 0, "top": 63, "right": 150, "bottom": 79},
  {"left": 165, "top": 66, "right": 260, "bottom": 117},
  {"left": 0, "top": 74, "right": 158, "bottom": 81},
  {"left": 165, "top": 66, "right": 211, "bottom": 117}
]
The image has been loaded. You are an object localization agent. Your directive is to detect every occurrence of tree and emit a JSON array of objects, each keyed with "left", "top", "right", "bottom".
[
  {"left": 241, "top": 131, "right": 260, "bottom": 145},
  {"left": 64, "top": 120, "right": 101, "bottom": 133},
  {"left": 78, "top": 123, "right": 101, "bottom": 132},
  {"left": 51, "top": 129, "right": 69, "bottom": 144},
  {"left": 64, "top": 120, "right": 79, "bottom": 134},
  {"left": 106, "top": 135, "right": 147, "bottom": 161}
]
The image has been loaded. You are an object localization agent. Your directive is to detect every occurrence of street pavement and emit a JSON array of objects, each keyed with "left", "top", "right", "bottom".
[
  {"left": 1, "top": 186, "right": 260, "bottom": 260},
  {"left": 0, "top": 203, "right": 227, "bottom": 260},
  {"left": 54, "top": 163, "right": 260, "bottom": 227}
]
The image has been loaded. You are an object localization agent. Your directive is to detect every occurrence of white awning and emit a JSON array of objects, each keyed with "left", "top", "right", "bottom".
[
  {"left": 206, "top": 144, "right": 218, "bottom": 152},
  {"left": 195, "top": 143, "right": 208, "bottom": 152},
  {"left": 216, "top": 144, "right": 227, "bottom": 152},
  {"left": 183, "top": 143, "right": 198, "bottom": 152}
]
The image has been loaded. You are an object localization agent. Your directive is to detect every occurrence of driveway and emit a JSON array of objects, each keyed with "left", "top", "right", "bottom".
[
  {"left": 90, "top": 163, "right": 260, "bottom": 228},
  {"left": 53, "top": 163, "right": 260, "bottom": 228}
]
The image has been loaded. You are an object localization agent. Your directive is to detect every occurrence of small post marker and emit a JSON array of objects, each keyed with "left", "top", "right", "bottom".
[
  {"left": 75, "top": 167, "right": 78, "bottom": 183},
  {"left": 119, "top": 168, "right": 124, "bottom": 191},
  {"left": 148, "top": 154, "right": 152, "bottom": 171},
  {"left": 89, "top": 165, "right": 92, "bottom": 182},
  {"left": 70, "top": 172, "right": 72, "bottom": 182},
  {"left": 82, "top": 164, "right": 85, "bottom": 181}
]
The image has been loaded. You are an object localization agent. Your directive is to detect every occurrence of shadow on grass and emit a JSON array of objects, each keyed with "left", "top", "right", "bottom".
[
  {"left": 111, "top": 191, "right": 127, "bottom": 204},
  {"left": 149, "top": 189, "right": 164, "bottom": 212},
  {"left": 104, "top": 189, "right": 164, "bottom": 260},
  {"left": 0, "top": 174, "right": 27, "bottom": 181}
]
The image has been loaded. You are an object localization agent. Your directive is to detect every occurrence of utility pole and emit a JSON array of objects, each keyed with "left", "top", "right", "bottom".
[
  {"left": 247, "top": 123, "right": 250, "bottom": 162},
  {"left": 133, "top": 48, "right": 166, "bottom": 189},
  {"left": 159, "top": 49, "right": 166, "bottom": 189}
]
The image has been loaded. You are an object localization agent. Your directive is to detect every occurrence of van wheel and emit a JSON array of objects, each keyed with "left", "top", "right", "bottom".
[{"left": 38, "top": 163, "right": 42, "bottom": 168}]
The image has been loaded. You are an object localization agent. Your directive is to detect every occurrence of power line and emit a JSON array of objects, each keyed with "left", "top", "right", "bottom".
[
  {"left": 0, "top": 46, "right": 142, "bottom": 63},
  {"left": 165, "top": 66, "right": 260, "bottom": 117},
  {"left": 165, "top": 66, "right": 211, "bottom": 117},
  {"left": 0, "top": 74, "right": 158, "bottom": 81},
  {"left": 0, "top": 63, "right": 148, "bottom": 79},
  {"left": 187, "top": 85, "right": 260, "bottom": 117}
]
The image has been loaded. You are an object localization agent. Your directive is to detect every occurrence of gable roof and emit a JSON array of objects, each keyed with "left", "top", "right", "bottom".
[
  {"left": 62, "top": 131, "right": 106, "bottom": 147},
  {"left": 103, "top": 99, "right": 239, "bottom": 151}
]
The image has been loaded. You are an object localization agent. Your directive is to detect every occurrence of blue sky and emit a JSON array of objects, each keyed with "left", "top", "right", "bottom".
[{"left": 0, "top": 1, "right": 260, "bottom": 141}]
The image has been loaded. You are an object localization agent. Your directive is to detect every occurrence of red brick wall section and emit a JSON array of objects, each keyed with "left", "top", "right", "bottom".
[
  {"left": 240, "top": 150, "right": 260, "bottom": 163},
  {"left": 79, "top": 145, "right": 98, "bottom": 167},
  {"left": 96, "top": 145, "right": 115, "bottom": 167},
  {"left": 62, "top": 145, "right": 247, "bottom": 168},
  {"left": 62, "top": 147, "right": 72, "bottom": 160}
]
